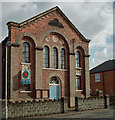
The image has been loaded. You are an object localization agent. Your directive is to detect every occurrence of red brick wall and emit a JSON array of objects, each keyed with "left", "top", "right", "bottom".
[
  {"left": 90, "top": 70, "right": 114, "bottom": 96},
  {"left": 18, "top": 36, "right": 36, "bottom": 99},
  {"left": 10, "top": 11, "right": 88, "bottom": 54},
  {"left": 104, "top": 70, "right": 114, "bottom": 95},
  {"left": 8, "top": 10, "right": 89, "bottom": 99},
  {"left": 42, "top": 33, "right": 70, "bottom": 98},
  {"left": 42, "top": 69, "right": 69, "bottom": 97}
]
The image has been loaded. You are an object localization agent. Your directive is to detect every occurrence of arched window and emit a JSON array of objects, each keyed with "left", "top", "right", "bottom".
[
  {"left": 22, "top": 42, "right": 30, "bottom": 63},
  {"left": 49, "top": 76, "right": 59, "bottom": 84},
  {"left": 52, "top": 47, "right": 58, "bottom": 69},
  {"left": 61, "top": 48, "right": 66, "bottom": 69},
  {"left": 76, "top": 51, "right": 80, "bottom": 67},
  {"left": 43, "top": 46, "right": 49, "bottom": 68}
]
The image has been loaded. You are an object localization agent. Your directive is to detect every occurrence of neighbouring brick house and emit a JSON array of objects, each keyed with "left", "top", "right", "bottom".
[
  {"left": 1, "top": 6, "right": 90, "bottom": 107},
  {"left": 90, "top": 59, "right": 115, "bottom": 96}
]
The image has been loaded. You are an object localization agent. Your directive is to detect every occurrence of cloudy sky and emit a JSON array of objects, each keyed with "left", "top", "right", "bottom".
[{"left": 0, "top": 0, "right": 114, "bottom": 69}]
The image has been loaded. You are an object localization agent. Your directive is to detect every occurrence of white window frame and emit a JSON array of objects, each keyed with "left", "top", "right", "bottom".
[
  {"left": 95, "top": 74, "right": 100, "bottom": 82},
  {"left": 76, "top": 76, "right": 81, "bottom": 90}
]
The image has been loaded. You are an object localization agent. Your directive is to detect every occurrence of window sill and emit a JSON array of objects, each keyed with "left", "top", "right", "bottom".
[
  {"left": 75, "top": 67, "right": 82, "bottom": 69},
  {"left": 49, "top": 84, "right": 60, "bottom": 86},
  {"left": 20, "top": 91, "right": 32, "bottom": 93},
  {"left": 95, "top": 80, "right": 100, "bottom": 82},
  {"left": 42, "top": 68, "right": 68, "bottom": 71},
  {"left": 21, "top": 62, "right": 31, "bottom": 65},
  {"left": 76, "top": 90, "right": 83, "bottom": 91},
  {"left": 76, "top": 73, "right": 81, "bottom": 75}
]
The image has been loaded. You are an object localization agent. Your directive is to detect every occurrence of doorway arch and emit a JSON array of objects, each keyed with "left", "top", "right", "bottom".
[{"left": 49, "top": 76, "right": 61, "bottom": 100}]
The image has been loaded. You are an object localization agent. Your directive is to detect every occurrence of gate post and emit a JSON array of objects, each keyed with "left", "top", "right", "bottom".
[
  {"left": 61, "top": 97, "right": 69, "bottom": 113},
  {"left": 61, "top": 97, "right": 64, "bottom": 113},
  {"left": 104, "top": 95, "right": 109, "bottom": 108},
  {"left": 75, "top": 97, "right": 78, "bottom": 111}
]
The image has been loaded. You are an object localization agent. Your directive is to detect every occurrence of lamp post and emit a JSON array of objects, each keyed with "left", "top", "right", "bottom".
[{"left": 5, "top": 41, "right": 12, "bottom": 120}]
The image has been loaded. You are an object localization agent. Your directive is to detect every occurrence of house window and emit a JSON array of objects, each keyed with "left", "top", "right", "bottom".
[
  {"left": 22, "top": 42, "right": 30, "bottom": 63},
  {"left": 52, "top": 47, "right": 58, "bottom": 69},
  {"left": 95, "top": 74, "right": 100, "bottom": 82},
  {"left": 76, "top": 76, "right": 81, "bottom": 90},
  {"left": 61, "top": 48, "right": 66, "bottom": 69},
  {"left": 76, "top": 51, "right": 80, "bottom": 68},
  {"left": 43, "top": 46, "right": 49, "bottom": 68}
]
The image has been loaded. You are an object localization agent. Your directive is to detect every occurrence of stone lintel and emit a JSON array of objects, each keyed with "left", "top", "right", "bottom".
[
  {"left": 11, "top": 43, "right": 20, "bottom": 47},
  {"left": 35, "top": 46, "right": 43, "bottom": 50},
  {"left": 84, "top": 55, "right": 90, "bottom": 57},
  {"left": 69, "top": 52, "right": 75, "bottom": 55}
]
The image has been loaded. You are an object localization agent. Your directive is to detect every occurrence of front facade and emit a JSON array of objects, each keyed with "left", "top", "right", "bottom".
[
  {"left": 90, "top": 60, "right": 115, "bottom": 96},
  {"left": 2, "top": 6, "right": 90, "bottom": 107}
]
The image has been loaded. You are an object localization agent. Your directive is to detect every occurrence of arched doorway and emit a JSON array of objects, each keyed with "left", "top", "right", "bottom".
[{"left": 49, "top": 76, "right": 61, "bottom": 100}]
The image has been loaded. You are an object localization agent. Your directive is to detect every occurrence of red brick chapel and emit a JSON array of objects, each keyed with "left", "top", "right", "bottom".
[{"left": 1, "top": 6, "right": 90, "bottom": 107}]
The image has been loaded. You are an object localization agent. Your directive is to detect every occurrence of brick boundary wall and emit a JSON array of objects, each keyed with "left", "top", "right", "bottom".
[
  {"left": 1, "top": 96, "right": 110, "bottom": 119},
  {"left": 75, "top": 95, "right": 109, "bottom": 111},
  {"left": 1, "top": 97, "right": 69, "bottom": 119}
]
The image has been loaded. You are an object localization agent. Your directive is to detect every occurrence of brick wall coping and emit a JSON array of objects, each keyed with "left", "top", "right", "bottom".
[
  {"left": 0, "top": 98, "right": 61, "bottom": 103},
  {"left": 77, "top": 95, "right": 109, "bottom": 100}
]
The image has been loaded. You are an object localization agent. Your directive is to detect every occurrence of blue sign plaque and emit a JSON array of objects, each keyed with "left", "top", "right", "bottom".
[{"left": 21, "top": 69, "right": 31, "bottom": 84}]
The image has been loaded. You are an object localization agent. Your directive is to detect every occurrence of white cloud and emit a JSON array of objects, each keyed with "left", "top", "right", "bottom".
[
  {"left": 2, "top": 2, "right": 38, "bottom": 39},
  {"left": 89, "top": 3, "right": 113, "bottom": 49},
  {"left": 90, "top": 43, "right": 113, "bottom": 69},
  {"left": 59, "top": 2, "right": 113, "bottom": 70},
  {"left": 1, "top": 2, "right": 114, "bottom": 69},
  {"left": 2, "top": 2, "right": 38, "bottom": 19},
  {"left": 1, "top": 0, "right": 114, "bottom": 2}
]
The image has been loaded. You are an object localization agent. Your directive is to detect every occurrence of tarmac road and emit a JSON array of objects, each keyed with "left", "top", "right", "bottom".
[{"left": 55, "top": 109, "right": 115, "bottom": 119}]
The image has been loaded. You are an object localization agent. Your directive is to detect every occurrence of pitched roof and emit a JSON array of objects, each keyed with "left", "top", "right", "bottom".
[
  {"left": 90, "top": 59, "right": 115, "bottom": 74},
  {"left": 7, "top": 6, "right": 90, "bottom": 43}
]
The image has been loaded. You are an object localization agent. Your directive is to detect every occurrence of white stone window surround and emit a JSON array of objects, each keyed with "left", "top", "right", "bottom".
[
  {"left": 21, "top": 62, "right": 31, "bottom": 71},
  {"left": 76, "top": 67, "right": 82, "bottom": 76},
  {"left": 75, "top": 67, "right": 82, "bottom": 69},
  {"left": 75, "top": 89, "right": 83, "bottom": 92},
  {"left": 21, "top": 62, "right": 31, "bottom": 65},
  {"left": 95, "top": 73, "right": 101, "bottom": 82},
  {"left": 49, "top": 84, "right": 60, "bottom": 86},
  {"left": 19, "top": 91, "right": 32, "bottom": 93},
  {"left": 42, "top": 68, "right": 68, "bottom": 71}
]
